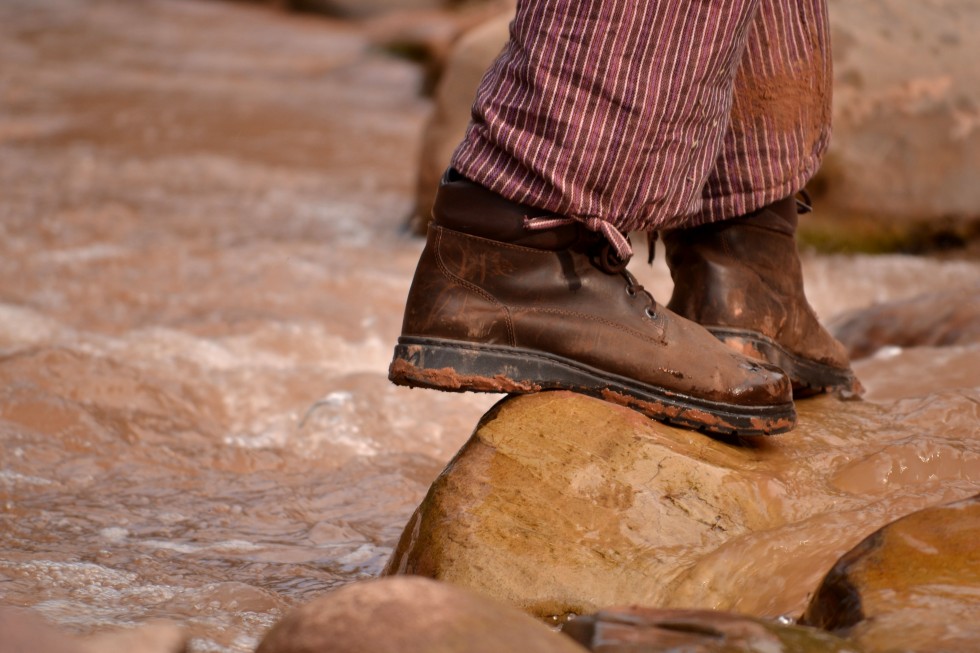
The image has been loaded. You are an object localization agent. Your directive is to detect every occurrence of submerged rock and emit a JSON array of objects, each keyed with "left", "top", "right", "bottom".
[
  {"left": 384, "top": 391, "right": 980, "bottom": 619},
  {"left": 802, "top": 494, "right": 980, "bottom": 652},
  {"left": 255, "top": 576, "right": 587, "bottom": 653},
  {"left": 829, "top": 287, "right": 980, "bottom": 359},
  {"left": 563, "top": 608, "right": 860, "bottom": 653}
]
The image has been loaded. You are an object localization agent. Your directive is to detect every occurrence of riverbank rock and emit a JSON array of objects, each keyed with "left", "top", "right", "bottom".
[
  {"left": 254, "top": 576, "right": 587, "bottom": 653},
  {"left": 409, "top": 10, "right": 512, "bottom": 233},
  {"left": 801, "top": 494, "right": 980, "bottom": 652},
  {"left": 563, "top": 608, "right": 860, "bottom": 653},
  {"left": 384, "top": 390, "right": 980, "bottom": 619},
  {"left": 829, "top": 286, "right": 980, "bottom": 359},
  {"left": 808, "top": 0, "right": 980, "bottom": 251}
]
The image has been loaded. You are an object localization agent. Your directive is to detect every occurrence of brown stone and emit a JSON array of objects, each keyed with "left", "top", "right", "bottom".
[
  {"left": 830, "top": 287, "right": 980, "bottom": 359},
  {"left": 810, "top": 0, "right": 980, "bottom": 249},
  {"left": 801, "top": 495, "right": 980, "bottom": 652},
  {"left": 0, "top": 608, "right": 187, "bottom": 653},
  {"left": 563, "top": 608, "right": 861, "bottom": 653},
  {"left": 255, "top": 576, "right": 588, "bottom": 653},
  {"left": 384, "top": 391, "right": 980, "bottom": 620},
  {"left": 409, "top": 10, "right": 513, "bottom": 233}
]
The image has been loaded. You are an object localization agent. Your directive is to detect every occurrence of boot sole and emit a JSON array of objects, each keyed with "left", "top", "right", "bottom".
[
  {"left": 707, "top": 327, "right": 861, "bottom": 398},
  {"left": 389, "top": 336, "right": 796, "bottom": 436}
]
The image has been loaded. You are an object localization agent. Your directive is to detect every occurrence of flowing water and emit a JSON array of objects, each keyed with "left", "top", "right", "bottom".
[{"left": 0, "top": 1, "right": 978, "bottom": 651}]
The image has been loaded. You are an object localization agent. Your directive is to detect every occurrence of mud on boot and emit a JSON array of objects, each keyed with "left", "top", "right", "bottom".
[
  {"left": 663, "top": 195, "right": 861, "bottom": 398},
  {"left": 389, "top": 171, "right": 796, "bottom": 436}
]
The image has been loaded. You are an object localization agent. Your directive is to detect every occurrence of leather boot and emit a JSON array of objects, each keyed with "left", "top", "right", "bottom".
[
  {"left": 389, "top": 172, "right": 796, "bottom": 436},
  {"left": 662, "top": 197, "right": 860, "bottom": 397}
]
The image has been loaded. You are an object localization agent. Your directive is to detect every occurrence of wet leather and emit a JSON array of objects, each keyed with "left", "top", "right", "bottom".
[
  {"left": 400, "top": 179, "right": 792, "bottom": 408},
  {"left": 663, "top": 197, "right": 852, "bottom": 370}
]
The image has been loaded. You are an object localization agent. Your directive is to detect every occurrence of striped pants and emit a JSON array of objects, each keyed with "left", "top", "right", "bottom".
[{"left": 450, "top": 0, "right": 831, "bottom": 233}]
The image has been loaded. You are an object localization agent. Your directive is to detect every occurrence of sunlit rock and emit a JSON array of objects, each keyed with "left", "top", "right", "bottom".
[
  {"left": 409, "top": 10, "right": 513, "bottom": 233},
  {"left": 830, "top": 287, "right": 980, "bottom": 359},
  {"left": 563, "top": 607, "right": 860, "bottom": 653},
  {"left": 384, "top": 391, "right": 980, "bottom": 619},
  {"left": 810, "top": 0, "right": 980, "bottom": 249},
  {"left": 255, "top": 576, "right": 587, "bottom": 653},
  {"left": 801, "top": 494, "right": 980, "bottom": 652}
]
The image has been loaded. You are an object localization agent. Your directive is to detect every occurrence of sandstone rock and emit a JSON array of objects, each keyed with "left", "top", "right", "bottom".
[
  {"left": 409, "top": 10, "right": 512, "bottom": 233},
  {"left": 384, "top": 391, "right": 980, "bottom": 620},
  {"left": 810, "top": 0, "right": 980, "bottom": 247},
  {"left": 255, "top": 576, "right": 587, "bottom": 653},
  {"left": 829, "top": 287, "right": 980, "bottom": 359},
  {"left": 801, "top": 494, "right": 980, "bottom": 653},
  {"left": 563, "top": 608, "right": 860, "bottom": 653}
]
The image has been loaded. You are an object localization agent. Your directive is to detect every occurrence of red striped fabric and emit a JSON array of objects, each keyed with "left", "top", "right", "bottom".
[{"left": 450, "top": 0, "right": 831, "bottom": 234}]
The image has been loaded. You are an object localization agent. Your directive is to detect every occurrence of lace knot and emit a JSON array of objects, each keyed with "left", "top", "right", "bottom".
[{"left": 523, "top": 214, "right": 633, "bottom": 261}]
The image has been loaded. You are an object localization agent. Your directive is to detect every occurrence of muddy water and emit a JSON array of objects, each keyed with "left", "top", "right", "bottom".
[{"left": 0, "top": 1, "right": 977, "bottom": 652}]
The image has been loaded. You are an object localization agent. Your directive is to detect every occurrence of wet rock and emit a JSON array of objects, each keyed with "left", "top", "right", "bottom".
[
  {"left": 801, "top": 494, "right": 980, "bottom": 652},
  {"left": 829, "top": 287, "right": 980, "bottom": 359},
  {"left": 384, "top": 391, "right": 980, "bottom": 619},
  {"left": 809, "top": 0, "right": 980, "bottom": 250},
  {"left": 0, "top": 607, "right": 81, "bottom": 653},
  {"left": 563, "top": 608, "right": 860, "bottom": 653},
  {"left": 0, "top": 607, "right": 187, "bottom": 653},
  {"left": 409, "top": 10, "right": 512, "bottom": 233},
  {"left": 255, "top": 576, "right": 588, "bottom": 653}
]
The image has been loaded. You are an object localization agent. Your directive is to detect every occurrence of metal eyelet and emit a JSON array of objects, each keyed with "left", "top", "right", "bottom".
[
  {"left": 625, "top": 286, "right": 637, "bottom": 297},
  {"left": 644, "top": 307, "right": 657, "bottom": 319}
]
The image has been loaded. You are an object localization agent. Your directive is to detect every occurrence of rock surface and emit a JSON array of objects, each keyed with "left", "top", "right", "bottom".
[
  {"left": 255, "top": 576, "right": 587, "bottom": 653},
  {"left": 811, "top": 0, "right": 980, "bottom": 247},
  {"left": 409, "top": 10, "right": 512, "bottom": 232},
  {"left": 384, "top": 390, "right": 980, "bottom": 620},
  {"left": 829, "top": 287, "right": 980, "bottom": 359},
  {"left": 563, "top": 608, "right": 860, "bottom": 653},
  {"left": 0, "top": 607, "right": 188, "bottom": 653},
  {"left": 802, "top": 494, "right": 980, "bottom": 652}
]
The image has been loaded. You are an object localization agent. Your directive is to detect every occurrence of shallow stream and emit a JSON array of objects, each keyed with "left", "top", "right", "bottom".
[{"left": 0, "top": 1, "right": 978, "bottom": 651}]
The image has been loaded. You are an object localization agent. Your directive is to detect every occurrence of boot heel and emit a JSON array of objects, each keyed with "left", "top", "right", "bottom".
[{"left": 389, "top": 338, "right": 548, "bottom": 394}]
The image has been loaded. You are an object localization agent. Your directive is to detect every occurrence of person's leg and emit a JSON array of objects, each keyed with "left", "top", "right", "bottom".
[
  {"left": 661, "top": 0, "right": 859, "bottom": 396},
  {"left": 450, "top": 0, "right": 767, "bottom": 236},
  {"left": 389, "top": 0, "right": 798, "bottom": 435}
]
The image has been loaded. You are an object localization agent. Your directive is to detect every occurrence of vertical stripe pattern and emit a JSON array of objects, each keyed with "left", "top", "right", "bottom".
[{"left": 450, "top": 0, "right": 832, "bottom": 232}]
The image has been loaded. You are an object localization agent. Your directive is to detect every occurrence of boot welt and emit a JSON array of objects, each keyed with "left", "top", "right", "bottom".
[
  {"left": 705, "top": 327, "right": 861, "bottom": 398},
  {"left": 389, "top": 336, "right": 796, "bottom": 437}
]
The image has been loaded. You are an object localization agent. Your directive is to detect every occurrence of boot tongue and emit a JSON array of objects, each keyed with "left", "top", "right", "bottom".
[{"left": 432, "top": 174, "right": 580, "bottom": 250}]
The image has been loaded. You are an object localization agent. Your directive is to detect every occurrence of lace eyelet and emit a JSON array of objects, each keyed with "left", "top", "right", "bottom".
[
  {"left": 644, "top": 307, "right": 657, "bottom": 319},
  {"left": 625, "top": 286, "right": 636, "bottom": 297}
]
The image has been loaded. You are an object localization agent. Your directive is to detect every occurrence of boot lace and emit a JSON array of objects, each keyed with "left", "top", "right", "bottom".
[{"left": 523, "top": 214, "right": 658, "bottom": 319}]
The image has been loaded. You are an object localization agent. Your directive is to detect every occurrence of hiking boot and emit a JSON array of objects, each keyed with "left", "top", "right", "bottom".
[
  {"left": 662, "top": 196, "right": 860, "bottom": 397},
  {"left": 389, "top": 172, "right": 796, "bottom": 436}
]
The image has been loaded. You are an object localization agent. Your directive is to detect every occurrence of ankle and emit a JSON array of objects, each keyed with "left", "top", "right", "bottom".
[{"left": 432, "top": 170, "right": 579, "bottom": 250}]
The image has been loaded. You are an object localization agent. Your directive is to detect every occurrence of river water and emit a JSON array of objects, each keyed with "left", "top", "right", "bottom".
[{"left": 0, "top": 1, "right": 978, "bottom": 651}]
